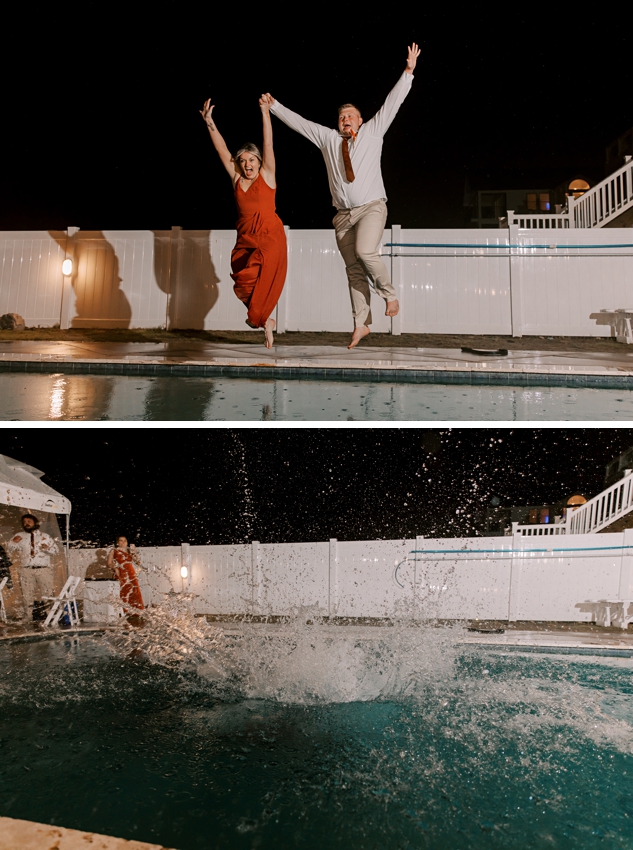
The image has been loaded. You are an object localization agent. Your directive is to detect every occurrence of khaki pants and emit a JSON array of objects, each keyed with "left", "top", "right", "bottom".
[
  {"left": 333, "top": 199, "right": 397, "bottom": 328},
  {"left": 19, "top": 567, "right": 54, "bottom": 615}
]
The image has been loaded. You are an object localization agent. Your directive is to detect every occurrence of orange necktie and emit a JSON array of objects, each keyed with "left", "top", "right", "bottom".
[{"left": 342, "top": 136, "right": 355, "bottom": 182}]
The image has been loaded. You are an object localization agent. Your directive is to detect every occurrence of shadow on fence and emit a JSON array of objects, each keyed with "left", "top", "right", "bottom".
[
  {"left": 49, "top": 230, "right": 132, "bottom": 328},
  {"left": 152, "top": 229, "right": 221, "bottom": 329}
]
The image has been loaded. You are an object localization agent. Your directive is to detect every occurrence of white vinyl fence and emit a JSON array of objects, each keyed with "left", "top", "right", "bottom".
[
  {"left": 2, "top": 226, "right": 633, "bottom": 338},
  {"left": 68, "top": 529, "right": 633, "bottom": 623}
]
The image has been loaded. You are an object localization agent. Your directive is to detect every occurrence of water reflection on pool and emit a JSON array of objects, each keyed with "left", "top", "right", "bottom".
[{"left": 1, "top": 372, "right": 632, "bottom": 421}]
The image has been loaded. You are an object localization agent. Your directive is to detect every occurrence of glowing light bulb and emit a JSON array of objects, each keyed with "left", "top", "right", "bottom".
[
  {"left": 62, "top": 259, "right": 73, "bottom": 276},
  {"left": 180, "top": 566, "right": 188, "bottom": 578}
]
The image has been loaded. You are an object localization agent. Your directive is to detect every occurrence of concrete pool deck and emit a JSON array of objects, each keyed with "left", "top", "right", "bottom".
[
  {"left": 2, "top": 619, "right": 632, "bottom": 655},
  {"left": 0, "top": 816, "right": 173, "bottom": 850},
  {"left": 2, "top": 339, "right": 633, "bottom": 388}
]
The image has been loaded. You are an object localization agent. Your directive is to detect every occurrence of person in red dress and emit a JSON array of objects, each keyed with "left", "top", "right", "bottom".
[
  {"left": 107, "top": 536, "right": 145, "bottom": 613},
  {"left": 201, "top": 95, "right": 287, "bottom": 348}
]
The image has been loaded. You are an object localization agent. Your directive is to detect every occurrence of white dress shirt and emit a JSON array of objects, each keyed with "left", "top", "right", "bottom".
[
  {"left": 7, "top": 529, "right": 59, "bottom": 567},
  {"left": 271, "top": 71, "right": 413, "bottom": 211}
]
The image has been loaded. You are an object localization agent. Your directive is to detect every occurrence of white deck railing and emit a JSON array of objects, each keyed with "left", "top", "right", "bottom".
[
  {"left": 512, "top": 470, "right": 633, "bottom": 537},
  {"left": 507, "top": 158, "right": 633, "bottom": 231},
  {"left": 511, "top": 523, "right": 566, "bottom": 536},
  {"left": 571, "top": 158, "right": 633, "bottom": 229},
  {"left": 567, "top": 470, "right": 633, "bottom": 534},
  {"left": 507, "top": 211, "right": 572, "bottom": 229}
]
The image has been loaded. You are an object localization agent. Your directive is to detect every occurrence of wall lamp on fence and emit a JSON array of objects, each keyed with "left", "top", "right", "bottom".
[
  {"left": 62, "top": 258, "right": 73, "bottom": 276},
  {"left": 180, "top": 566, "right": 188, "bottom": 578}
]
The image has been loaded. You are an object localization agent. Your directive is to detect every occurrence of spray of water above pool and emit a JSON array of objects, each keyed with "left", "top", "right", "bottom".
[{"left": 102, "top": 599, "right": 633, "bottom": 751}]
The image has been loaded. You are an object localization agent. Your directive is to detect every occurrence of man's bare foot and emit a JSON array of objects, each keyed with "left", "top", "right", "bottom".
[
  {"left": 385, "top": 299, "right": 399, "bottom": 317},
  {"left": 348, "top": 325, "right": 370, "bottom": 349},
  {"left": 264, "top": 317, "right": 276, "bottom": 349}
]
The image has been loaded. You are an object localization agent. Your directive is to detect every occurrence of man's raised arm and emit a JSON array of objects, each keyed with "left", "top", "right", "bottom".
[
  {"left": 366, "top": 43, "right": 420, "bottom": 137},
  {"left": 265, "top": 94, "right": 331, "bottom": 149}
]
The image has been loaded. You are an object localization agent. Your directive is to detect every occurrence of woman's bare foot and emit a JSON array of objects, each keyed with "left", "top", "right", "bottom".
[
  {"left": 385, "top": 299, "right": 399, "bottom": 317},
  {"left": 264, "top": 317, "right": 276, "bottom": 349},
  {"left": 348, "top": 325, "right": 370, "bottom": 349}
]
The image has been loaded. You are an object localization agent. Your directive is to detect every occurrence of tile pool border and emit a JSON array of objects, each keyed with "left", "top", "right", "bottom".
[{"left": 2, "top": 359, "right": 633, "bottom": 390}]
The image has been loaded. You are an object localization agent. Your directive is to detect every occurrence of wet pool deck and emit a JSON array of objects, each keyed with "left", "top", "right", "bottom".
[
  {"left": 2, "top": 337, "right": 633, "bottom": 388},
  {"left": 2, "top": 619, "right": 633, "bottom": 655}
]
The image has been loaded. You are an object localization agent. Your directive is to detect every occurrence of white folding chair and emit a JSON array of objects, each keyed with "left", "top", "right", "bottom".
[
  {"left": 43, "top": 575, "right": 81, "bottom": 628},
  {"left": 0, "top": 576, "right": 7, "bottom": 623}
]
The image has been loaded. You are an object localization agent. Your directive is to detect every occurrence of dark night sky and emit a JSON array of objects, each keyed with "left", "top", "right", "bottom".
[
  {"left": 1, "top": 428, "right": 632, "bottom": 546},
  {"left": 2, "top": 6, "right": 631, "bottom": 231}
]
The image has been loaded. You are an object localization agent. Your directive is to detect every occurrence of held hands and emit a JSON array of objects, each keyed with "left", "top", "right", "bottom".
[
  {"left": 200, "top": 99, "right": 215, "bottom": 127},
  {"left": 406, "top": 43, "right": 420, "bottom": 73},
  {"left": 259, "top": 93, "right": 275, "bottom": 112}
]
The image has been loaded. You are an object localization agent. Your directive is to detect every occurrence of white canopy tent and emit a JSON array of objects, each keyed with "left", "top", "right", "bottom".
[
  {"left": 0, "top": 455, "right": 71, "bottom": 514},
  {"left": 0, "top": 455, "right": 72, "bottom": 551}
]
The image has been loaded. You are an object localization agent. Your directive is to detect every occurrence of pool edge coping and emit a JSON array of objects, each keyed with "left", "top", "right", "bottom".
[
  {"left": 2, "top": 357, "right": 633, "bottom": 389},
  {"left": 0, "top": 815, "right": 173, "bottom": 850}
]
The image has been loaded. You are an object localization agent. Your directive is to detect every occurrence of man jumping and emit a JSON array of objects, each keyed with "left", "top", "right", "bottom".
[{"left": 264, "top": 43, "right": 419, "bottom": 348}]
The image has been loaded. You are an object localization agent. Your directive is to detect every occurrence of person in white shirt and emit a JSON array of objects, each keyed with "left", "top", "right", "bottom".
[
  {"left": 7, "top": 513, "right": 59, "bottom": 621},
  {"left": 265, "top": 43, "right": 420, "bottom": 349}
]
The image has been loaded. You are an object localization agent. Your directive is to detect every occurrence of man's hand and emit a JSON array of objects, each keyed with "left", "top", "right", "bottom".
[
  {"left": 406, "top": 43, "right": 420, "bottom": 74},
  {"left": 259, "top": 93, "right": 276, "bottom": 111}
]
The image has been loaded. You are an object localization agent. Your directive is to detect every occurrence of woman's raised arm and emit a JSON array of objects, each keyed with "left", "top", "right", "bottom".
[
  {"left": 259, "top": 94, "right": 276, "bottom": 188},
  {"left": 200, "top": 99, "right": 238, "bottom": 181}
]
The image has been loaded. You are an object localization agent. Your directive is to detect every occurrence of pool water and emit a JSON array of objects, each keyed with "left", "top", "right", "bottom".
[
  {"left": 1, "top": 372, "right": 633, "bottom": 420},
  {"left": 1, "top": 627, "right": 632, "bottom": 849}
]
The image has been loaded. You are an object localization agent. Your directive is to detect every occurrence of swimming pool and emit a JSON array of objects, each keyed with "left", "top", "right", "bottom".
[
  {"left": 2, "top": 372, "right": 633, "bottom": 420},
  {"left": 1, "top": 622, "right": 632, "bottom": 849}
]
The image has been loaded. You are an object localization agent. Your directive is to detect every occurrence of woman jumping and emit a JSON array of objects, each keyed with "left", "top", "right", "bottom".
[{"left": 201, "top": 95, "right": 287, "bottom": 348}]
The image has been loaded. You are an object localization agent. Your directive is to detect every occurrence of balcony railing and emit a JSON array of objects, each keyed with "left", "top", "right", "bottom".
[
  {"left": 567, "top": 470, "right": 633, "bottom": 535},
  {"left": 571, "top": 158, "right": 633, "bottom": 228},
  {"left": 506, "top": 211, "right": 572, "bottom": 229},
  {"left": 511, "top": 523, "right": 566, "bottom": 536},
  {"left": 512, "top": 470, "right": 633, "bottom": 537},
  {"left": 507, "top": 158, "right": 633, "bottom": 231}
]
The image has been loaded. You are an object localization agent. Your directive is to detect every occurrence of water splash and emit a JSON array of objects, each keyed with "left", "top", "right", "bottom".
[
  {"left": 105, "top": 593, "right": 224, "bottom": 667},
  {"left": 229, "top": 432, "right": 256, "bottom": 542},
  {"left": 101, "top": 596, "right": 633, "bottom": 762}
]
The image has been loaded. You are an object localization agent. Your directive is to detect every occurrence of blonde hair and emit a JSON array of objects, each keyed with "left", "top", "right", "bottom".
[{"left": 234, "top": 143, "right": 262, "bottom": 175}]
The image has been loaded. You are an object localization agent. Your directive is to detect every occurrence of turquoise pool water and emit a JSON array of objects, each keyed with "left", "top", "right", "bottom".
[
  {"left": 1, "top": 372, "right": 633, "bottom": 420},
  {"left": 1, "top": 628, "right": 632, "bottom": 849}
]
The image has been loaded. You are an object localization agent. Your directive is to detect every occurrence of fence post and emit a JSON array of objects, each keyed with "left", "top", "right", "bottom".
[
  {"left": 414, "top": 535, "right": 424, "bottom": 613},
  {"left": 329, "top": 538, "right": 338, "bottom": 618},
  {"left": 566, "top": 195, "right": 576, "bottom": 228},
  {"left": 166, "top": 226, "right": 182, "bottom": 330},
  {"left": 251, "top": 540, "right": 260, "bottom": 614},
  {"left": 180, "top": 542, "right": 191, "bottom": 593},
  {"left": 507, "top": 532, "right": 523, "bottom": 622},
  {"left": 508, "top": 221, "right": 523, "bottom": 338},
  {"left": 390, "top": 224, "right": 402, "bottom": 336},
  {"left": 60, "top": 227, "right": 79, "bottom": 330},
  {"left": 619, "top": 528, "right": 633, "bottom": 600}
]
